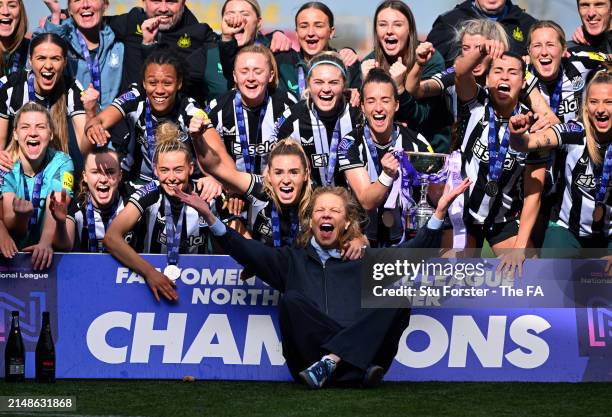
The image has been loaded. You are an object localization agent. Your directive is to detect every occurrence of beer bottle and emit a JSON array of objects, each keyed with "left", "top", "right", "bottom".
[
  {"left": 4, "top": 311, "right": 25, "bottom": 382},
  {"left": 35, "top": 312, "right": 55, "bottom": 383}
]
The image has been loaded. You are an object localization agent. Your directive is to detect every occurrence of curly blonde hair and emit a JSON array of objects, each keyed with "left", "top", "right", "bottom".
[{"left": 296, "top": 186, "right": 365, "bottom": 249}]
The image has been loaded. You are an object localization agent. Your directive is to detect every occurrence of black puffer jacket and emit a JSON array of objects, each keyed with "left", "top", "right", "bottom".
[{"left": 426, "top": 0, "right": 537, "bottom": 67}]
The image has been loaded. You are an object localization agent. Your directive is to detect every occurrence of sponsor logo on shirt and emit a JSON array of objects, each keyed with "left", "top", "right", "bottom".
[
  {"left": 115, "top": 91, "right": 138, "bottom": 106},
  {"left": 135, "top": 24, "right": 142, "bottom": 36},
  {"left": 62, "top": 172, "right": 74, "bottom": 191},
  {"left": 472, "top": 140, "right": 517, "bottom": 171},
  {"left": 558, "top": 98, "right": 579, "bottom": 115},
  {"left": 311, "top": 153, "right": 329, "bottom": 168},
  {"left": 232, "top": 141, "right": 275, "bottom": 156}
]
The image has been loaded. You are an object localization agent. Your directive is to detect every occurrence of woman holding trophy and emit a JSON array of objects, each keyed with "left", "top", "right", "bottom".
[
  {"left": 338, "top": 68, "right": 436, "bottom": 247},
  {"left": 454, "top": 39, "right": 548, "bottom": 276}
]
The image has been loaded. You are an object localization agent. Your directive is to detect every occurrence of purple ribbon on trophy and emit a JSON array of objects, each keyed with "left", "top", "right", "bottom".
[
  {"left": 385, "top": 151, "right": 449, "bottom": 244},
  {"left": 446, "top": 150, "right": 467, "bottom": 249}
]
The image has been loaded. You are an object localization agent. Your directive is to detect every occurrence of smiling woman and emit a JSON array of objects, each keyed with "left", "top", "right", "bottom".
[
  {"left": 0, "top": 102, "right": 74, "bottom": 270},
  {"left": 0, "top": 33, "right": 91, "bottom": 159},
  {"left": 39, "top": 0, "right": 124, "bottom": 110},
  {"left": 0, "top": 0, "right": 28, "bottom": 77},
  {"left": 84, "top": 49, "right": 204, "bottom": 184}
]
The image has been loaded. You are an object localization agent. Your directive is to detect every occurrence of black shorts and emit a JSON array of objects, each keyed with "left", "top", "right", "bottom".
[{"left": 466, "top": 219, "right": 519, "bottom": 247}]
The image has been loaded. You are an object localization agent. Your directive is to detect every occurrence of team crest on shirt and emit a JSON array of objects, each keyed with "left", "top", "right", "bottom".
[
  {"left": 512, "top": 27, "right": 524, "bottom": 42},
  {"left": 110, "top": 53, "right": 120, "bottom": 68},
  {"left": 177, "top": 33, "right": 191, "bottom": 48},
  {"left": 571, "top": 75, "right": 585, "bottom": 92}
]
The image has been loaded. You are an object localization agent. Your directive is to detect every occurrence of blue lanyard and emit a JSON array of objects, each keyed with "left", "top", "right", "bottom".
[
  {"left": 164, "top": 195, "right": 185, "bottom": 265},
  {"left": 271, "top": 205, "right": 299, "bottom": 248},
  {"left": 531, "top": 64, "right": 564, "bottom": 114},
  {"left": 75, "top": 30, "right": 101, "bottom": 95},
  {"left": 364, "top": 125, "right": 398, "bottom": 174},
  {"left": 233, "top": 91, "right": 268, "bottom": 174},
  {"left": 21, "top": 164, "right": 45, "bottom": 229},
  {"left": 144, "top": 98, "right": 157, "bottom": 169},
  {"left": 297, "top": 66, "right": 306, "bottom": 96},
  {"left": 595, "top": 143, "right": 612, "bottom": 204},
  {"left": 86, "top": 194, "right": 119, "bottom": 253},
  {"left": 487, "top": 106, "right": 516, "bottom": 182},
  {"left": 27, "top": 72, "right": 50, "bottom": 110},
  {"left": 9, "top": 50, "right": 20, "bottom": 75},
  {"left": 314, "top": 109, "right": 342, "bottom": 186}
]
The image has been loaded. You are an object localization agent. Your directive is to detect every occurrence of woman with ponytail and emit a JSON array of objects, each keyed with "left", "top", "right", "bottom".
[{"left": 104, "top": 122, "right": 216, "bottom": 302}]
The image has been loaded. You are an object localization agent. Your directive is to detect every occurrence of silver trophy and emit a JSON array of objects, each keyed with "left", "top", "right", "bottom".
[{"left": 406, "top": 152, "right": 449, "bottom": 229}]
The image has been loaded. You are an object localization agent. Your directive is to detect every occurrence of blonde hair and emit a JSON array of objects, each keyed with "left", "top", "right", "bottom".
[
  {"left": 263, "top": 138, "right": 312, "bottom": 220},
  {"left": 0, "top": 0, "right": 27, "bottom": 75},
  {"left": 153, "top": 122, "right": 193, "bottom": 164},
  {"left": 583, "top": 70, "right": 612, "bottom": 166},
  {"left": 10, "top": 102, "right": 61, "bottom": 160},
  {"left": 235, "top": 44, "right": 279, "bottom": 90},
  {"left": 456, "top": 19, "right": 510, "bottom": 55},
  {"left": 296, "top": 186, "right": 365, "bottom": 249}
]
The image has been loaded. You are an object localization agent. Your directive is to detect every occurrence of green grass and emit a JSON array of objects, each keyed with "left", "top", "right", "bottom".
[{"left": 1, "top": 380, "right": 611, "bottom": 417}]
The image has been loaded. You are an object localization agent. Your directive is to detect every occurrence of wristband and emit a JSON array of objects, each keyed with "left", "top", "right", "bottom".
[{"left": 378, "top": 171, "right": 395, "bottom": 187}]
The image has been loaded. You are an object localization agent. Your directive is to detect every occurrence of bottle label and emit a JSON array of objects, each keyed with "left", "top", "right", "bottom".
[{"left": 8, "top": 364, "right": 25, "bottom": 375}]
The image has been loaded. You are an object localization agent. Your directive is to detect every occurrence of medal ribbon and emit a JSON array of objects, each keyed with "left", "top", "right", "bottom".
[
  {"left": 297, "top": 66, "right": 306, "bottom": 96},
  {"left": 233, "top": 91, "right": 269, "bottom": 174},
  {"left": 9, "top": 50, "right": 20, "bottom": 75},
  {"left": 76, "top": 30, "right": 101, "bottom": 94},
  {"left": 313, "top": 109, "right": 342, "bottom": 186},
  {"left": 86, "top": 194, "right": 119, "bottom": 253},
  {"left": 530, "top": 64, "right": 564, "bottom": 114},
  {"left": 21, "top": 164, "right": 44, "bottom": 229},
  {"left": 363, "top": 125, "right": 398, "bottom": 174},
  {"left": 487, "top": 106, "right": 516, "bottom": 183},
  {"left": 595, "top": 143, "right": 612, "bottom": 205},
  {"left": 271, "top": 205, "right": 299, "bottom": 248},
  {"left": 164, "top": 196, "right": 185, "bottom": 266},
  {"left": 446, "top": 151, "right": 466, "bottom": 248},
  {"left": 27, "top": 72, "right": 50, "bottom": 110},
  {"left": 144, "top": 98, "right": 157, "bottom": 170}
]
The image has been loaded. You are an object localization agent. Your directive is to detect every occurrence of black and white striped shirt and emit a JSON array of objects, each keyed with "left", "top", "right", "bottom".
[
  {"left": 67, "top": 184, "right": 138, "bottom": 252},
  {"left": 457, "top": 87, "right": 548, "bottom": 224},
  {"left": 338, "top": 124, "right": 433, "bottom": 244},
  {"left": 0, "top": 70, "right": 85, "bottom": 121},
  {"left": 111, "top": 85, "right": 205, "bottom": 182},
  {"left": 206, "top": 88, "right": 297, "bottom": 175},
  {"left": 431, "top": 67, "right": 538, "bottom": 122},
  {"left": 528, "top": 53, "right": 605, "bottom": 124},
  {"left": 551, "top": 123, "right": 612, "bottom": 237},
  {"left": 128, "top": 181, "right": 214, "bottom": 254},
  {"left": 272, "top": 100, "right": 362, "bottom": 187}
]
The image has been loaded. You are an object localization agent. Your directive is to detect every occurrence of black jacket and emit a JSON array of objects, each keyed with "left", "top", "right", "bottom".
[
  {"left": 216, "top": 226, "right": 441, "bottom": 327},
  {"left": 426, "top": 0, "right": 537, "bottom": 67},
  {"left": 106, "top": 7, "right": 217, "bottom": 91},
  {"left": 568, "top": 30, "right": 612, "bottom": 55}
]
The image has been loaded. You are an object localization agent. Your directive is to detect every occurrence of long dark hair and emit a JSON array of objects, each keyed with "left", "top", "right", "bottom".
[
  {"left": 372, "top": 0, "right": 418, "bottom": 73},
  {"left": 29, "top": 33, "right": 70, "bottom": 154}
]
